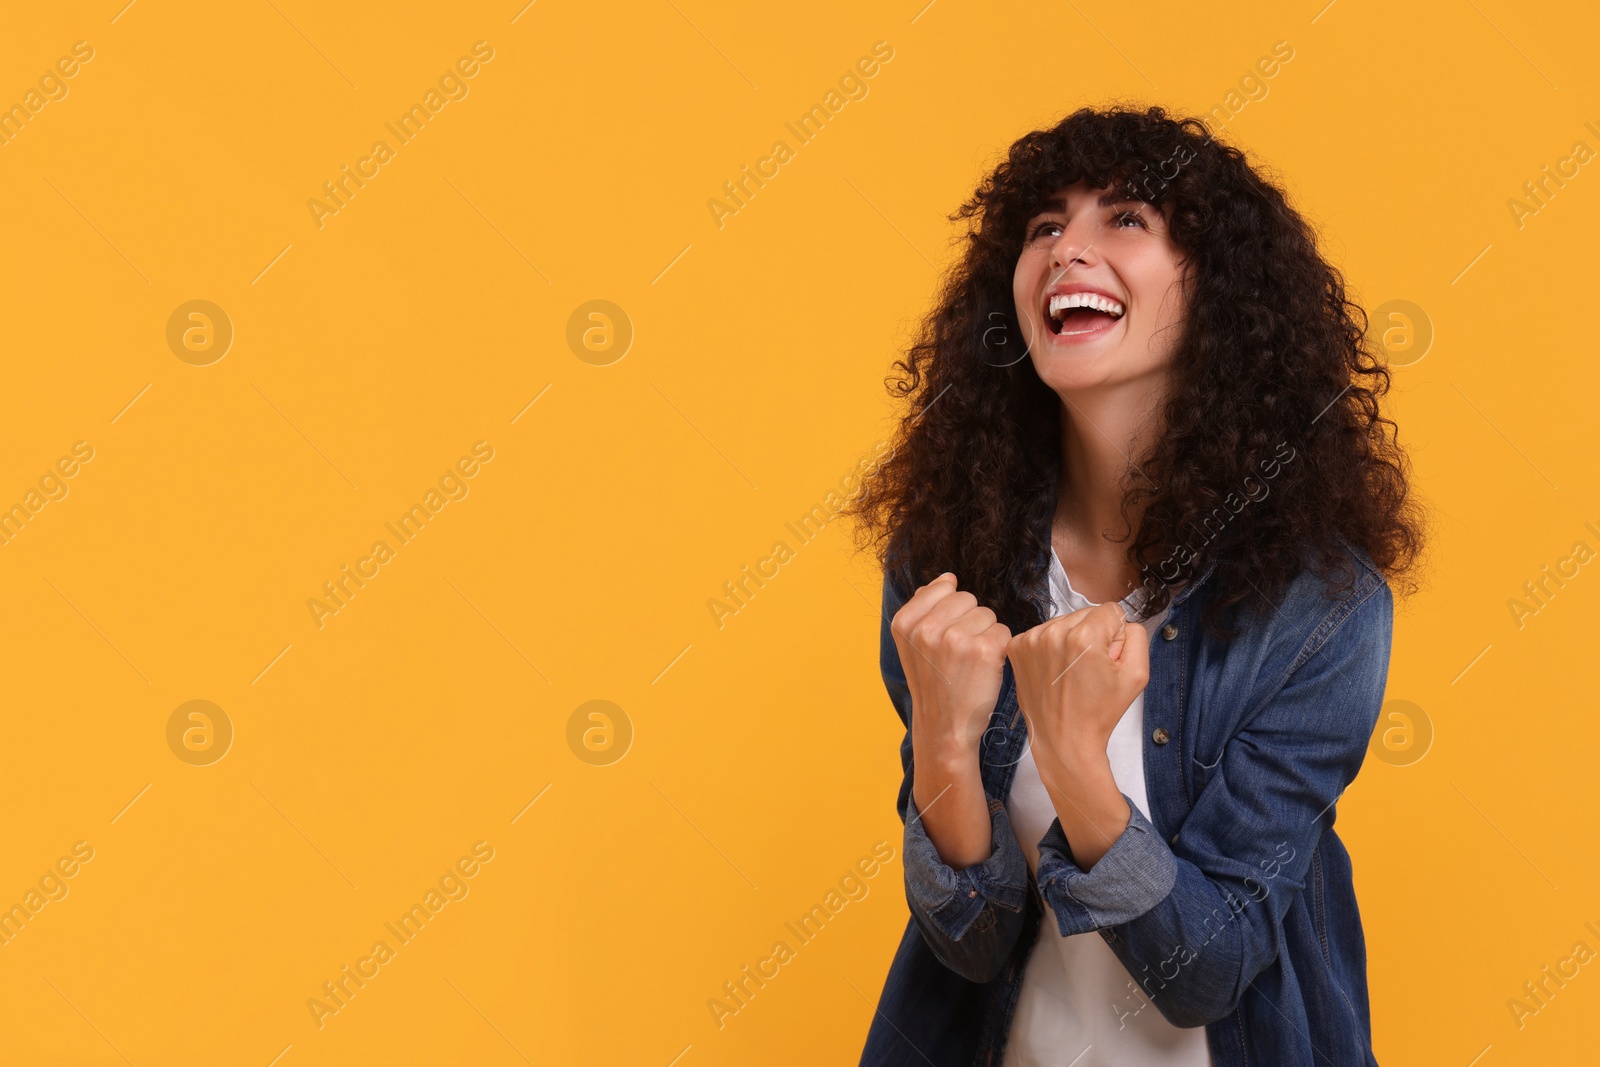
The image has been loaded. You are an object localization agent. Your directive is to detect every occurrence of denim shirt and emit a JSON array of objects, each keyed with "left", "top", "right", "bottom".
[{"left": 859, "top": 540, "right": 1393, "bottom": 1067}]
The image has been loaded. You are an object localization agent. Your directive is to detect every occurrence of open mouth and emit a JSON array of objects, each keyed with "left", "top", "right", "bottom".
[{"left": 1046, "top": 292, "right": 1126, "bottom": 337}]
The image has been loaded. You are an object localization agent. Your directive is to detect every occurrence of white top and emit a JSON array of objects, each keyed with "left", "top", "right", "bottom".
[{"left": 1000, "top": 549, "right": 1213, "bottom": 1067}]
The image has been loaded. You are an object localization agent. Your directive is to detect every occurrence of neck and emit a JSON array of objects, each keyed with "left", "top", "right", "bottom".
[{"left": 1054, "top": 380, "right": 1166, "bottom": 545}]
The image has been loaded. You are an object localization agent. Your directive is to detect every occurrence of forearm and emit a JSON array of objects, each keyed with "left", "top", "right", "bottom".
[
  {"left": 899, "top": 741, "right": 1030, "bottom": 984},
  {"left": 1034, "top": 741, "right": 1130, "bottom": 871},
  {"left": 910, "top": 735, "right": 993, "bottom": 870}
]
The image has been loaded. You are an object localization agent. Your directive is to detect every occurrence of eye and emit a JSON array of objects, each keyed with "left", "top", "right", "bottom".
[
  {"left": 1028, "top": 220, "right": 1063, "bottom": 241},
  {"left": 1114, "top": 210, "right": 1148, "bottom": 230}
]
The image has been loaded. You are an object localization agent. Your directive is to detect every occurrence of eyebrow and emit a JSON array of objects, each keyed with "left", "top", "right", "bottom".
[{"left": 1031, "top": 189, "right": 1151, "bottom": 216}]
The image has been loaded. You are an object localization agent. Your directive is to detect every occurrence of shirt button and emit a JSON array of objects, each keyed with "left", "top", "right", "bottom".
[
  {"left": 1161, "top": 623, "right": 1178, "bottom": 640},
  {"left": 1152, "top": 727, "right": 1171, "bottom": 745}
]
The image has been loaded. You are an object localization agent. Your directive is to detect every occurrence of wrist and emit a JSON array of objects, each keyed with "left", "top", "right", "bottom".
[
  {"left": 912, "top": 724, "right": 982, "bottom": 767},
  {"left": 1032, "top": 750, "right": 1130, "bottom": 871},
  {"left": 1031, "top": 726, "right": 1112, "bottom": 774}
]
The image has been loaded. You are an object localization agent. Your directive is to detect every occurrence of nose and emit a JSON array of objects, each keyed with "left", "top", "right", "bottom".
[{"left": 1047, "top": 221, "right": 1100, "bottom": 272}]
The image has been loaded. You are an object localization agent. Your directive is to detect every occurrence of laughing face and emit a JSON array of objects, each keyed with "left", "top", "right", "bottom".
[{"left": 1012, "top": 180, "right": 1190, "bottom": 392}]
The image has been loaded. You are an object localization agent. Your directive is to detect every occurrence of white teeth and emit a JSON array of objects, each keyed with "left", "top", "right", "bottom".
[{"left": 1048, "top": 292, "right": 1125, "bottom": 320}]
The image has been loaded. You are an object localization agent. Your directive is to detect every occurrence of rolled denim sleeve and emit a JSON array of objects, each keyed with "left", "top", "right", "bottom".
[
  {"left": 1034, "top": 794, "right": 1178, "bottom": 936},
  {"left": 902, "top": 789, "right": 1030, "bottom": 939},
  {"left": 879, "top": 567, "right": 1029, "bottom": 983}
]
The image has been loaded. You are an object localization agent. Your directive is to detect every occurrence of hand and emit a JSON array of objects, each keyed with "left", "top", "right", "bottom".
[
  {"left": 890, "top": 572, "right": 1013, "bottom": 759},
  {"left": 1006, "top": 602, "right": 1150, "bottom": 761}
]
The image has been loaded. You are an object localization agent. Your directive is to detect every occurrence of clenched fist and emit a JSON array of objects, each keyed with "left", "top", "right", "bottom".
[
  {"left": 891, "top": 572, "right": 1013, "bottom": 758},
  {"left": 1007, "top": 601, "right": 1151, "bottom": 758}
]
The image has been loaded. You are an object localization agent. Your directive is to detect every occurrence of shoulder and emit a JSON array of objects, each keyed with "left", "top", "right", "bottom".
[
  {"left": 1195, "top": 537, "right": 1393, "bottom": 717},
  {"left": 1234, "top": 540, "right": 1397, "bottom": 747},
  {"left": 1276, "top": 535, "right": 1392, "bottom": 673}
]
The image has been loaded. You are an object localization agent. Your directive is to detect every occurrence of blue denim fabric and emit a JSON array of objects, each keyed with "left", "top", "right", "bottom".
[{"left": 859, "top": 540, "right": 1392, "bottom": 1066}]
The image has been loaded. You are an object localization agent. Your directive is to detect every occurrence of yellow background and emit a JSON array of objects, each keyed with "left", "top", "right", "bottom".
[{"left": 0, "top": 0, "right": 1596, "bottom": 1063}]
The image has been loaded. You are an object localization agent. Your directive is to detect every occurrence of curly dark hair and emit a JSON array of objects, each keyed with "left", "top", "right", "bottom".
[{"left": 839, "top": 102, "right": 1427, "bottom": 640}]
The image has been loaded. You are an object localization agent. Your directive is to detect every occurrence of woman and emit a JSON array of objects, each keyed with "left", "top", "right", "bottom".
[{"left": 840, "top": 106, "right": 1426, "bottom": 1066}]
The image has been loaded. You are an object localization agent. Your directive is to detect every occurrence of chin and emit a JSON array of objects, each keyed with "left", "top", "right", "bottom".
[{"left": 1035, "top": 346, "right": 1165, "bottom": 395}]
